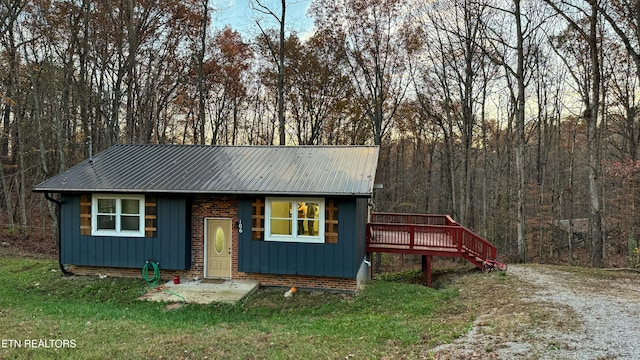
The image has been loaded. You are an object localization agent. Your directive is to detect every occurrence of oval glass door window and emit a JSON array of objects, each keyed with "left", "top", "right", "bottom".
[{"left": 215, "top": 227, "right": 225, "bottom": 254}]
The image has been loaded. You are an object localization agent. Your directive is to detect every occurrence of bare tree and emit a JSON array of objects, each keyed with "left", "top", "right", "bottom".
[
  {"left": 251, "top": 0, "right": 287, "bottom": 145},
  {"left": 410, "top": 0, "right": 490, "bottom": 226},
  {"left": 0, "top": 0, "right": 26, "bottom": 157},
  {"left": 477, "top": 0, "right": 552, "bottom": 261},
  {"left": 196, "top": 0, "right": 210, "bottom": 145},
  {"left": 0, "top": 0, "right": 26, "bottom": 230},
  {"left": 544, "top": 0, "right": 604, "bottom": 266}
]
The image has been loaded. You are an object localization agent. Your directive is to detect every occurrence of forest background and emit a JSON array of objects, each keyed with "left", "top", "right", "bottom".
[{"left": 2, "top": 0, "right": 640, "bottom": 268}]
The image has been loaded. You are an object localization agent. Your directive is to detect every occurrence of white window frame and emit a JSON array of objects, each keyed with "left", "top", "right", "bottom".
[
  {"left": 91, "top": 194, "right": 145, "bottom": 237},
  {"left": 265, "top": 197, "right": 324, "bottom": 244}
]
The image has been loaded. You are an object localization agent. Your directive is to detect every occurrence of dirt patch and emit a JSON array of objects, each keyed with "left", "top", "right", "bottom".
[
  {"left": 0, "top": 232, "right": 56, "bottom": 259},
  {"left": 429, "top": 265, "right": 640, "bottom": 359}
]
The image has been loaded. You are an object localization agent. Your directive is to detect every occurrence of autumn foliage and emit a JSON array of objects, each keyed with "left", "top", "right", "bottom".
[{"left": 0, "top": 1, "right": 639, "bottom": 267}]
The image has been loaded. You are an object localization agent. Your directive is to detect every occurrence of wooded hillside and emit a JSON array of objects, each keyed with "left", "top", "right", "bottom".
[{"left": 2, "top": 0, "right": 639, "bottom": 267}]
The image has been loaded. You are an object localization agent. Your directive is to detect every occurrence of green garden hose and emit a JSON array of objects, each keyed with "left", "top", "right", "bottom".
[
  {"left": 142, "top": 261, "right": 161, "bottom": 287},
  {"left": 141, "top": 260, "right": 185, "bottom": 311}
]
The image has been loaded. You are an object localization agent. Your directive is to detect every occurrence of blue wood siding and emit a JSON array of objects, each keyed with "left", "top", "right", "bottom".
[
  {"left": 354, "top": 197, "right": 368, "bottom": 264},
  {"left": 60, "top": 195, "right": 191, "bottom": 270},
  {"left": 238, "top": 197, "right": 368, "bottom": 278}
]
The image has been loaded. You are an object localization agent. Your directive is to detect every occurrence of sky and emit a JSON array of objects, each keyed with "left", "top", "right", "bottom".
[{"left": 213, "top": 1, "right": 314, "bottom": 39}]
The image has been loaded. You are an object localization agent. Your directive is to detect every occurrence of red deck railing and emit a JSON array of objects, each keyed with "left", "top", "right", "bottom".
[
  {"left": 366, "top": 212, "right": 497, "bottom": 267},
  {"left": 370, "top": 212, "right": 457, "bottom": 226}
]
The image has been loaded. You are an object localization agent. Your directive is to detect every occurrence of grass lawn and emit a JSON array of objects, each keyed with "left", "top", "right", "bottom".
[{"left": 0, "top": 257, "right": 485, "bottom": 359}]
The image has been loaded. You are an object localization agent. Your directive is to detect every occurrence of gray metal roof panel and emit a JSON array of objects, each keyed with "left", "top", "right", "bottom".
[{"left": 33, "top": 144, "right": 380, "bottom": 196}]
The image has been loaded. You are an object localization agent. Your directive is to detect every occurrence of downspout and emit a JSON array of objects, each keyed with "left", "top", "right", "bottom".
[{"left": 44, "top": 192, "right": 73, "bottom": 276}]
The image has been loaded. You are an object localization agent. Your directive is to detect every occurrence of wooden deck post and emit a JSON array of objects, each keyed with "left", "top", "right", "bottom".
[{"left": 422, "top": 255, "right": 432, "bottom": 287}]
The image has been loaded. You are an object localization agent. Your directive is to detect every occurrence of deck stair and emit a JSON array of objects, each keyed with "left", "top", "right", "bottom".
[{"left": 366, "top": 212, "right": 498, "bottom": 286}]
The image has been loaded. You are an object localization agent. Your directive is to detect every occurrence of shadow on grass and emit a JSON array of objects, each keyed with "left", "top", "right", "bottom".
[{"left": 374, "top": 265, "right": 480, "bottom": 289}]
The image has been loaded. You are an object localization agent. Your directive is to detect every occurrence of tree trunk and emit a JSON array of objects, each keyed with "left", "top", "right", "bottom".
[
  {"left": 515, "top": 0, "right": 527, "bottom": 262},
  {"left": 588, "top": 0, "right": 603, "bottom": 267},
  {"left": 197, "top": 0, "right": 208, "bottom": 145},
  {"left": 277, "top": 0, "right": 286, "bottom": 145}
]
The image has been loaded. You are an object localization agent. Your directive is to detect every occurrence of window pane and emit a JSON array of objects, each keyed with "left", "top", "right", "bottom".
[
  {"left": 121, "top": 215, "right": 140, "bottom": 231},
  {"left": 306, "top": 203, "right": 319, "bottom": 218},
  {"left": 271, "top": 201, "right": 291, "bottom": 219},
  {"left": 270, "top": 219, "right": 292, "bottom": 235},
  {"left": 121, "top": 199, "right": 140, "bottom": 214},
  {"left": 305, "top": 202, "right": 319, "bottom": 236},
  {"left": 98, "top": 199, "right": 116, "bottom": 214},
  {"left": 97, "top": 215, "right": 116, "bottom": 230}
]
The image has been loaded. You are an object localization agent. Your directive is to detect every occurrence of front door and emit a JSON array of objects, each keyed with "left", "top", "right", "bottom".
[{"left": 205, "top": 218, "right": 232, "bottom": 278}]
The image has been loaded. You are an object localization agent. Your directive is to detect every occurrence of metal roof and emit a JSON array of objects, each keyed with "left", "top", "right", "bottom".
[{"left": 33, "top": 144, "right": 380, "bottom": 196}]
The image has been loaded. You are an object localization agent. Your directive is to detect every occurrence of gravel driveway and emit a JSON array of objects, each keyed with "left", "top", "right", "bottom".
[{"left": 431, "top": 265, "right": 640, "bottom": 359}]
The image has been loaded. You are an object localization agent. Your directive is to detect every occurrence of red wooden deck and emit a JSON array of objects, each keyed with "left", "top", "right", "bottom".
[{"left": 366, "top": 213, "right": 498, "bottom": 286}]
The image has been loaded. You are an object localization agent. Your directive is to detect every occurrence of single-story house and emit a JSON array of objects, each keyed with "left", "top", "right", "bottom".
[{"left": 33, "top": 144, "right": 380, "bottom": 291}]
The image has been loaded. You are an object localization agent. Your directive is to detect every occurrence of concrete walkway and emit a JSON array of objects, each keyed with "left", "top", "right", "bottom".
[{"left": 139, "top": 279, "right": 260, "bottom": 305}]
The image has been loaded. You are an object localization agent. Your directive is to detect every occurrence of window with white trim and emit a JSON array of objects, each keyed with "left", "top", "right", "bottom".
[
  {"left": 265, "top": 197, "right": 324, "bottom": 243},
  {"left": 91, "top": 194, "right": 145, "bottom": 237}
]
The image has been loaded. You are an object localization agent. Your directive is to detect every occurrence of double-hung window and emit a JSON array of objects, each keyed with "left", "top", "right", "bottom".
[
  {"left": 91, "top": 194, "right": 145, "bottom": 237},
  {"left": 265, "top": 197, "right": 324, "bottom": 243}
]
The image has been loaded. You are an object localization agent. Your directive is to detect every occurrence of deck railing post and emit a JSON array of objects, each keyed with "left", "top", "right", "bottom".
[
  {"left": 409, "top": 225, "right": 415, "bottom": 250},
  {"left": 422, "top": 255, "right": 432, "bottom": 287},
  {"left": 366, "top": 224, "right": 371, "bottom": 246}
]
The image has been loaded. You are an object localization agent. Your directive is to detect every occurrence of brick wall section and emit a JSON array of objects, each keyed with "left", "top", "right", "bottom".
[
  {"left": 190, "top": 195, "right": 240, "bottom": 281},
  {"left": 69, "top": 195, "right": 357, "bottom": 291}
]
